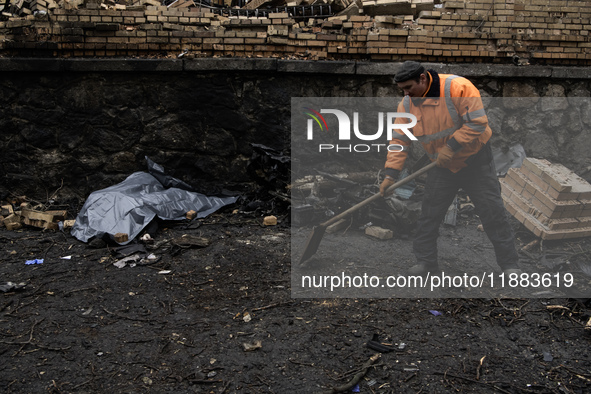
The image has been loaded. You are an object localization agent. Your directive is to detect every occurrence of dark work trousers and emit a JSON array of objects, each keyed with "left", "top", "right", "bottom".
[{"left": 413, "top": 146, "right": 519, "bottom": 270}]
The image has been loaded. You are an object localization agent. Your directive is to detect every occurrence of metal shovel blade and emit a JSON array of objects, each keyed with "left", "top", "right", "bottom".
[{"left": 298, "top": 224, "right": 327, "bottom": 265}]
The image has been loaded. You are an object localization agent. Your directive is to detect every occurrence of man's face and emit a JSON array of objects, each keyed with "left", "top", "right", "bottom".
[{"left": 397, "top": 74, "right": 428, "bottom": 97}]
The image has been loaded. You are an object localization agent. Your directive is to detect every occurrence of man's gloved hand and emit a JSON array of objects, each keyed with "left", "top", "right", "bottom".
[
  {"left": 436, "top": 145, "right": 455, "bottom": 168},
  {"left": 380, "top": 176, "right": 396, "bottom": 197}
]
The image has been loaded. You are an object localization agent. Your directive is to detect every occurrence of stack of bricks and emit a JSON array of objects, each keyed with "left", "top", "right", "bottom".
[
  {"left": 0, "top": 0, "right": 589, "bottom": 64},
  {"left": 500, "top": 158, "right": 591, "bottom": 240}
]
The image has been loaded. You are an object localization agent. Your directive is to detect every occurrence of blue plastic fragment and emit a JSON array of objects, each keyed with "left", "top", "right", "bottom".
[
  {"left": 25, "top": 259, "right": 44, "bottom": 265},
  {"left": 429, "top": 310, "right": 442, "bottom": 316},
  {"left": 351, "top": 384, "right": 360, "bottom": 392}
]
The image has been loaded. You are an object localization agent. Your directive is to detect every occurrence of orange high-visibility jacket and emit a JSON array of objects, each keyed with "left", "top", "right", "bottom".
[{"left": 385, "top": 71, "right": 492, "bottom": 173}]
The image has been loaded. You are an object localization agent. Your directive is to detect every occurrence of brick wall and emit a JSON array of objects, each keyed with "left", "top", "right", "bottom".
[{"left": 0, "top": 0, "right": 589, "bottom": 64}]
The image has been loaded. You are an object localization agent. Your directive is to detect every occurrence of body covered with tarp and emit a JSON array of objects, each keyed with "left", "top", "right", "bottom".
[{"left": 71, "top": 171, "right": 237, "bottom": 245}]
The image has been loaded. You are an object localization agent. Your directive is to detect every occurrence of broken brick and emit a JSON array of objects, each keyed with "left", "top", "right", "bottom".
[
  {"left": 114, "top": 233, "right": 129, "bottom": 243},
  {"left": 365, "top": 225, "right": 393, "bottom": 240},
  {"left": 263, "top": 215, "right": 278, "bottom": 226}
]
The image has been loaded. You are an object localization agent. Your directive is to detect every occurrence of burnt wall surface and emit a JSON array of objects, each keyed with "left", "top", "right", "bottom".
[{"left": 1, "top": 58, "right": 590, "bottom": 202}]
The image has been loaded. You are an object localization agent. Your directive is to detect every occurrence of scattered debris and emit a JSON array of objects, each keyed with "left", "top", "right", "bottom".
[
  {"left": 292, "top": 204, "right": 317, "bottom": 227},
  {"left": 172, "top": 234, "right": 211, "bottom": 248},
  {"left": 365, "top": 225, "right": 393, "bottom": 240},
  {"left": 0, "top": 0, "right": 444, "bottom": 19},
  {"left": 521, "top": 239, "right": 540, "bottom": 252},
  {"left": 114, "top": 233, "right": 129, "bottom": 243},
  {"left": 1, "top": 201, "right": 69, "bottom": 232},
  {"left": 186, "top": 210, "right": 197, "bottom": 220},
  {"left": 476, "top": 355, "right": 486, "bottom": 380},
  {"left": 493, "top": 143, "right": 527, "bottom": 177},
  {"left": 0, "top": 282, "right": 27, "bottom": 292},
  {"left": 25, "top": 258, "right": 44, "bottom": 265},
  {"left": 366, "top": 339, "right": 394, "bottom": 353},
  {"left": 114, "top": 244, "right": 147, "bottom": 256},
  {"left": 113, "top": 254, "right": 142, "bottom": 268},
  {"left": 291, "top": 170, "right": 422, "bottom": 235},
  {"left": 141, "top": 233, "right": 153, "bottom": 243},
  {"left": 263, "top": 215, "right": 278, "bottom": 226},
  {"left": 242, "top": 144, "right": 291, "bottom": 218},
  {"left": 403, "top": 364, "right": 419, "bottom": 372},
  {"left": 242, "top": 340, "right": 262, "bottom": 352},
  {"left": 319, "top": 353, "right": 380, "bottom": 394},
  {"left": 60, "top": 220, "right": 76, "bottom": 230},
  {"left": 247, "top": 144, "right": 290, "bottom": 192},
  {"left": 443, "top": 196, "right": 458, "bottom": 226},
  {"left": 429, "top": 310, "right": 442, "bottom": 316}
]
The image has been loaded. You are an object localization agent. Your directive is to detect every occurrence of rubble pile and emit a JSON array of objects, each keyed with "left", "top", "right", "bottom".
[
  {"left": 290, "top": 171, "right": 422, "bottom": 235},
  {"left": 0, "top": 0, "right": 156, "bottom": 17},
  {"left": 0, "top": 198, "right": 74, "bottom": 231},
  {"left": 0, "top": 0, "right": 589, "bottom": 64},
  {"left": 1, "top": 0, "right": 437, "bottom": 18}
]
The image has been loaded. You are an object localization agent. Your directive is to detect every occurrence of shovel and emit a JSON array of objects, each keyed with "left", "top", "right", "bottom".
[{"left": 298, "top": 161, "right": 437, "bottom": 264}]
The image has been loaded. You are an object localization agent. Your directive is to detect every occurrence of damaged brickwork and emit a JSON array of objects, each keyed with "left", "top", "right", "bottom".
[{"left": 0, "top": 0, "right": 590, "bottom": 64}]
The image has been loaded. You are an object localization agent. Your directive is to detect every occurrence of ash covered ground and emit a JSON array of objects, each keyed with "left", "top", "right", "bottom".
[{"left": 2, "top": 201, "right": 591, "bottom": 393}]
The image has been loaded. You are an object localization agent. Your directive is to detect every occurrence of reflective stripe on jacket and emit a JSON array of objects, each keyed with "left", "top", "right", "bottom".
[{"left": 385, "top": 71, "right": 492, "bottom": 173}]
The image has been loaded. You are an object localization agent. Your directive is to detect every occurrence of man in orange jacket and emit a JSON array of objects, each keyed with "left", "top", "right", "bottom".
[{"left": 380, "top": 61, "right": 521, "bottom": 276}]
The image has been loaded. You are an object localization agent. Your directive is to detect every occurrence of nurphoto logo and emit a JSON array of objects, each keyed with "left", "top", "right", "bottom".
[{"left": 304, "top": 107, "right": 418, "bottom": 153}]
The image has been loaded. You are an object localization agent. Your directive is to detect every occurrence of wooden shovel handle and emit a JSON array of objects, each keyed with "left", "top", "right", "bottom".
[{"left": 320, "top": 161, "right": 437, "bottom": 228}]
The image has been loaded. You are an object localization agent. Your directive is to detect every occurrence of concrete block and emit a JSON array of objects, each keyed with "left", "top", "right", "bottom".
[{"left": 365, "top": 226, "right": 393, "bottom": 240}]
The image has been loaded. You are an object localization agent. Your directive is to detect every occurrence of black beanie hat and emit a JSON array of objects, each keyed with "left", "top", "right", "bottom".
[{"left": 394, "top": 61, "right": 425, "bottom": 82}]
